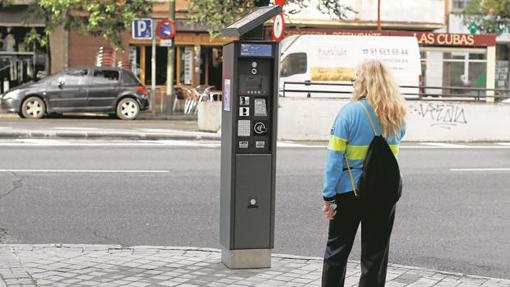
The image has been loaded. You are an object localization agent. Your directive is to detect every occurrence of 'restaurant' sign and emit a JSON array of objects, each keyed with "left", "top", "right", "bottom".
[{"left": 284, "top": 28, "right": 496, "bottom": 47}]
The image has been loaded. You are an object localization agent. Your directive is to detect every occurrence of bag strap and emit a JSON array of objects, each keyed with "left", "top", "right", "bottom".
[
  {"left": 356, "top": 101, "right": 379, "bottom": 136},
  {"left": 343, "top": 101, "right": 379, "bottom": 197},
  {"left": 344, "top": 156, "right": 358, "bottom": 197}
]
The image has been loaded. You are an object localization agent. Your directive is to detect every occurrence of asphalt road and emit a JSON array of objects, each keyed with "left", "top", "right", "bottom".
[{"left": 0, "top": 142, "right": 509, "bottom": 279}]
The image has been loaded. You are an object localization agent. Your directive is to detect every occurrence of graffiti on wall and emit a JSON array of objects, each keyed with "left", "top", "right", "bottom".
[{"left": 409, "top": 103, "right": 468, "bottom": 129}]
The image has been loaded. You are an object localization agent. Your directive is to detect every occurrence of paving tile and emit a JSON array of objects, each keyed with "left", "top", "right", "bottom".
[{"left": 1, "top": 245, "right": 510, "bottom": 287}]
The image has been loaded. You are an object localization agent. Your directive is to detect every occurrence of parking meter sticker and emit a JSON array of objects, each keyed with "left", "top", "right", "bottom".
[
  {"left": 256, "top": 141, "right": 265, "bottom": 149},
  {"left": 240, "top": 96, "right": 250, "bottom": 106},
  {"left": 254, "top": 122, "right": 267, "bottom": 135},
  {"left": 254, "top": 98, "right": 267, "bottom": 116},
  {"left": 239, "top": 141, "right": 249, "bottom": 149},
  {"left": 239, "top": 107, "right": 250, "bottom": 117},
  {"left": 223, "top": 79, "right": 231, "bottom": 111},
  {"left": 238, "top": 120, "right": 251, "bottom": 137}
]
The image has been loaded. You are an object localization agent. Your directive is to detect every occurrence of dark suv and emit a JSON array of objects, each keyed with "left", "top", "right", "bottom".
[{"left": 0, "top": 67, "right": 148, "bottom": 120}]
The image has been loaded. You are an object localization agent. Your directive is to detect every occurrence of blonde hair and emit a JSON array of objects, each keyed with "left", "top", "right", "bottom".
[{"left": 352, "top": 60, "right": 407, "bottom": 138}]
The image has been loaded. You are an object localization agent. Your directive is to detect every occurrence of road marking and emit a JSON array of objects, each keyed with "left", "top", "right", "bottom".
[
  {"left": 0, "top": 140, "right": 322, "bottom": 148},
  {"left": 0, "top": 139, "right": 221, "bottom": 148},
  {"left": 422, "top": 143, "right": 468, "bottom": 147},
  {"left": 450, "top": 168, "right": 510, "bottom": 172},
  {"left": 54, "top": 127, "right": 101, "bottom": 130},
  {"left": 401, "top": 144, "right": 510, "bottom": 149},
  {"left": 1, "top": 139, "right": 510, "bottom": 149},
  {"left": 0, "top": 169, "right": 169, "bottom": 173}
]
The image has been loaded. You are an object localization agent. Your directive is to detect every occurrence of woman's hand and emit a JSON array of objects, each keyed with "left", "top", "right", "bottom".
[{"left": 322, "top": 203, "right": 337, "bottom": 220}]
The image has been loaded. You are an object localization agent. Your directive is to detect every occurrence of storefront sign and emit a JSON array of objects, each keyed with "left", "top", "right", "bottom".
[
  {"left": 411, "top": 32, "right": 495, "bottom": 47},
  {"left": 183, "top": 47, "right": 193, "bottom": 85},
  {"left": 284, "top": 28, "right": 496, "bottom": 47}
]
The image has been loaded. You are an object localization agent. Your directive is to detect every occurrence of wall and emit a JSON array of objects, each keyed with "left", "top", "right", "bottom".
[
  {"left": 284, "top": 0, "right": 446, "bottom": 29},
  {"left": 277, "top": 97, "right": 510, "bottom": 142},
  {"left": 68, "top": 31, "right": 130, "bottom": 68}
]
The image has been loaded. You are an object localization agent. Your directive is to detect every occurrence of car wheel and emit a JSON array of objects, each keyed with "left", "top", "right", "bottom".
[
  {"left": 116, "top": 98, "right": 140, "bottom": 120},
  {"left": 21, "top": 96, "right": 46, "bottom": 119}
]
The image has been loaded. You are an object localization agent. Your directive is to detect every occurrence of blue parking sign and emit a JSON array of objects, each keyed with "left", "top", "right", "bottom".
[{"left": 132, "top": 18, "right": 153, "bottom": 39}]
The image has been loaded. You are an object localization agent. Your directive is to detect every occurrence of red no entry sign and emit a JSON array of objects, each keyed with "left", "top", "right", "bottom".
[
  {"left": 272, "top": 13, "right": 285, "bottom": 42},
  {"left": 156, "top": 19, "right": 176, "bottom": 39}
]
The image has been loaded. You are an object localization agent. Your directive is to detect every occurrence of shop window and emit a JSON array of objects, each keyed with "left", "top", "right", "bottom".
[
  {"left": 144, "top": 46, "right": 168, "bottom": 86},
  {"left": 0, "top": 26, "right": 47, "bottom": 93},
  {"left": 452, "top": 0, "right": 469, "bottom": 11},
  {"left": 280, "top": 53, "right": 307, "bottom": 77},
  {"left": 421, "top": 49, "right": 487, "bottom": 96},
  {"left": 198, "top": 46, "right": 222, "bottom": 89}
]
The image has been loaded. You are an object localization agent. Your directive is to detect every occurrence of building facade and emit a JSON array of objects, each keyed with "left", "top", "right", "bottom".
[
  {"left": 50, "top": 1, "right": 229, "bottom": 100},
  {"left": 5, "top": 0, "right": 501, "bottom": 105},
  {"left": 281, "top": 0, "right": 497, "bottom": 101},
  {"left": 0, "top": 2, "right": 47, "bottom": 94}
]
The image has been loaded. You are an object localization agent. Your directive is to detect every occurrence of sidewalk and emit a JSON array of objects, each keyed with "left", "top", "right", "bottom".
[
  {"left": 1, "top": 245, "right": 509, "bottom": 287},
  {"left": 0, "top": 113, "right": 220, "bottom": 141}
]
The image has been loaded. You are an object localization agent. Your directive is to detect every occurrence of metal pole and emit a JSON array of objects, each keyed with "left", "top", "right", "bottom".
[
  {"left": 377, "top": 0, "right": 382, "bottom": 32},
  {"left": 152, "top": 27, "right": 157, "bottom": 115},
  {"left": 167, "top": 0, "right": 176, "bottom": 114}
]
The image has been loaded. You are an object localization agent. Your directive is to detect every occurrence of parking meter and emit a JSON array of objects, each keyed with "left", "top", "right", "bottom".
[{"left": 220, "top": 6, "right": 281, "bottom": 269}]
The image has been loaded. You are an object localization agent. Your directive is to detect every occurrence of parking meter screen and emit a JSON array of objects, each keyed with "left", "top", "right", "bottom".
[
  {"left": 239, "top": 75, "right": 270, "bottom": 95},
  {"left": 240, "top": 44, "right": 272, "bottom": 57}
]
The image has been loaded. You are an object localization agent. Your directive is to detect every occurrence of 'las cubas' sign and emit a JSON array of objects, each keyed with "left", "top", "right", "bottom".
[{"left": 413, "top": 32, "right": 495, "bottom": 47}]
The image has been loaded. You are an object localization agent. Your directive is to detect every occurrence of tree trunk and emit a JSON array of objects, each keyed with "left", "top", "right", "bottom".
[{"left": 46, "top": 33, "right": 52, "bottom": 75}]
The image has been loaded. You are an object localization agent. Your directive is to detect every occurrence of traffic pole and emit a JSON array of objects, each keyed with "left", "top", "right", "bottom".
[
  {"left": 377, "top": 0, "right": 382, "bottom": 32},
  {"left": 152, "top": 26, "right": 157, "bottom": 116},
  {"left": 167, "top": 0, "right": 176, "bottom": 114}
]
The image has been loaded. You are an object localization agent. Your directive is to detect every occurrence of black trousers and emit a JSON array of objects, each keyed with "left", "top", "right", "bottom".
[{"left": 322, "top": 192, "right": 396, "bottom": 287}]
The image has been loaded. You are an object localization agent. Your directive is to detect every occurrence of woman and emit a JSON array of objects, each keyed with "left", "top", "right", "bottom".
[{"left": 321, "top": 60, "right": 406, "bottom": 287}]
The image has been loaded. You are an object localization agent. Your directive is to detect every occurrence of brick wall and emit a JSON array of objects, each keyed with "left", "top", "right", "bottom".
[{"left": 68, "top": 31, "right": 131, "bottom": 68}]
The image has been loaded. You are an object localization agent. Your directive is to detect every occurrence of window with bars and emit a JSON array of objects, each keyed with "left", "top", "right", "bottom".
[{"left": 452, "top": 0, "right": 469, "bottom": 11}]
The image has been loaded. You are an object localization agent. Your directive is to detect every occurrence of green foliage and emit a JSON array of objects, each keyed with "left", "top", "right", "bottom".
[
  {"left": 287, "top": 0, "right": 355, "bottom": 19},
  {"left": 464, "top": 0, "right": 510, "bottom": 34},
  {"left": 23, "top": 28, "right": 47, "bottom": 49},
  {"left": 188, "top": 0, "right": 355, "bottom": 37},
  {"left": 23, "top": 0, "right": 151, "bottom": 51}
]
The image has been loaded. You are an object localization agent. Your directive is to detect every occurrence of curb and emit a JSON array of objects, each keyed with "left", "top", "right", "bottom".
[
  {"left": 0, "top": 131, "right": 220, "bottom": 141},
  {"left": 0, "top": 112, "right": 197, "bottom": 121}
]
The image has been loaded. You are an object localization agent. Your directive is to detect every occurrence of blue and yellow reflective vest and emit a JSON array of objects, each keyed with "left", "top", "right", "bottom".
[{"left": 322, "top": 99, "right": 406, "bottom": 201}]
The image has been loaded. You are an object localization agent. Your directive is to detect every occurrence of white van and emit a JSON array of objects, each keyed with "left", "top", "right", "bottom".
[{"left": 279, "top": 35, "right": 422, "bottom": 98}]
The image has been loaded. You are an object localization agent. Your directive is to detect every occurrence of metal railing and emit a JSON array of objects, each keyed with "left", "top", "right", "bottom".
[{"left": 281, "top": 81, "right": 510, "bottom": 102}]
